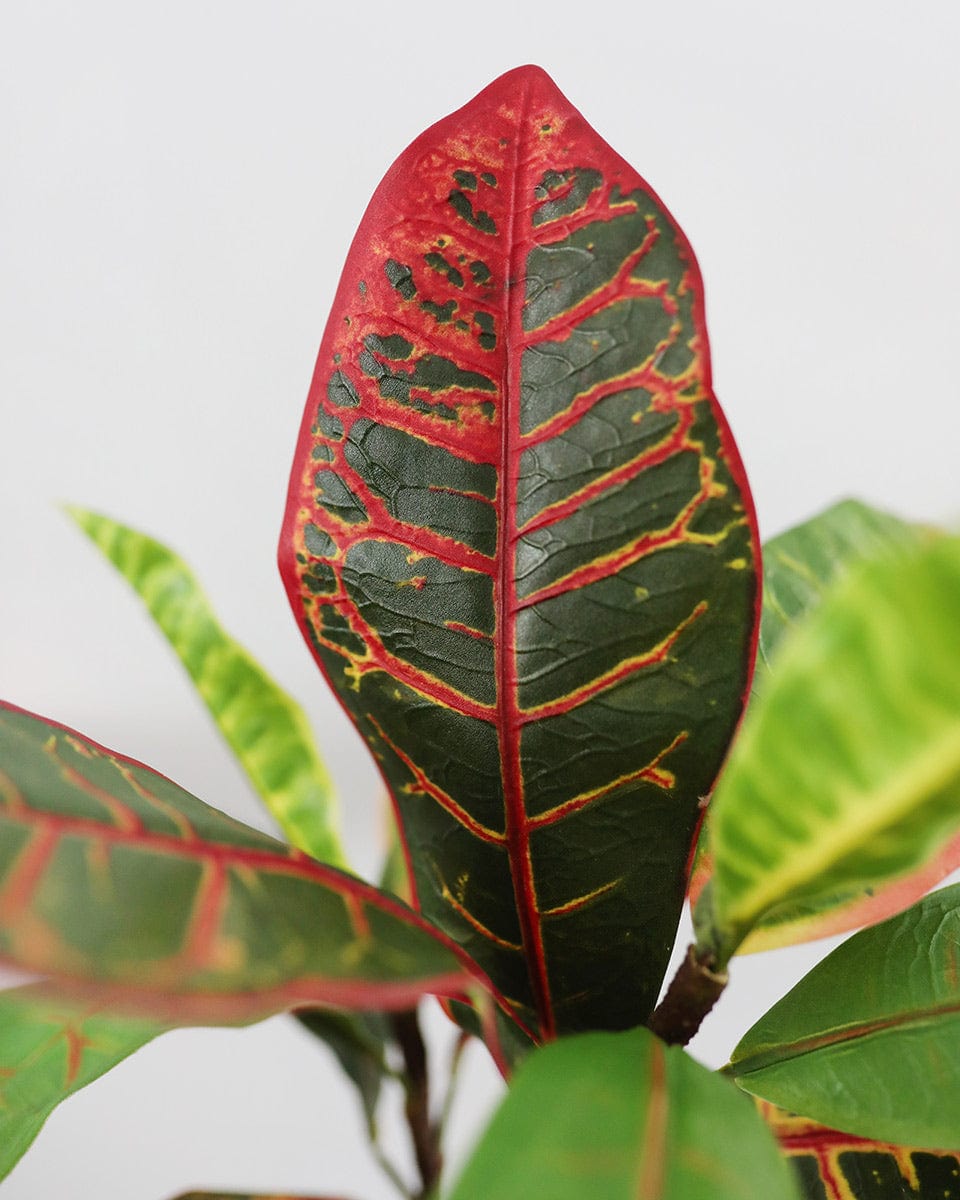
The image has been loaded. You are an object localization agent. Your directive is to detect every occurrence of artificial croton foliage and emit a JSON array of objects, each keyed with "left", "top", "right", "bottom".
[
  {"left": 278, "top": 63, "right": 759, "bottom": 1040},
  {"left": 2, "top": 64, "right": 960, "bottom": 1200}
]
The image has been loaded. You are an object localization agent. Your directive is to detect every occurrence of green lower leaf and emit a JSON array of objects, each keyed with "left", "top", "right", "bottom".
[
  {"left": 0, "top": 984, "right": 162, "bottom": 1181},
  {"left": 697, "top": 535, "right": 960, "bottom": 964},
  {"left": 730, "top": 884, "right": 960, "bottom": 1147},
  {"left": 762, "top": 1101, "right": 960, "bottom": 1200},
  {"left": 0, "top": 702, "right": 506, "bottom": 1034},
  {"left": 446, "top": 1026, "right": 799, "bottom": 1200},
  {"left": 67, "top": 506, "right": 346, "bottom": 868}
]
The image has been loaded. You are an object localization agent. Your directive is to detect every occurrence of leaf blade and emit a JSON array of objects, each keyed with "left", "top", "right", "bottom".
[
  {"left": 280, "top": 64, "right": 759, "bottom": 1038},
  {"left": 0, "top": 702, "right": 505, "bottom": 1028},
  {"left": 730, "top": 884, "right": 960, "bottom": 1147},
  {"left": 446, "top": 1026, "right": 799, "bottom": 1200},
  {"left": 762, "top": 1101, "right": 960, "bottom": 1200},
  {"left": 697, "top": 535, "right": 960, "bottom": 964},
  {"left": 691, "top": 501, "right": 960, "bottom": 955},
  {"left": 0, "top": 984, "right": 162, "bottom": 1181},
  {"left": 66, "top": 506, "right": 346, "bottom": 868}
]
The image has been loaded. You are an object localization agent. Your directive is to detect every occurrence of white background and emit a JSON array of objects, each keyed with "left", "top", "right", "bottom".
[{"left": 2, "top": 2, "right": 958, "bottom": 1196}]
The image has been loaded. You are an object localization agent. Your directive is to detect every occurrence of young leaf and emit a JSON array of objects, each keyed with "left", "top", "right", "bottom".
[
  {"left": 66, "top": 506, "right": 347, "bottom": 868},
  {"left": 445, "top": 1026, "right": 799, "bottom": 1200},
  {"left": 0, "top": 702, "right": 507, "bottom": 1030},
  {"left": 279, "top": 64, "right": 759, "bottom": 1039},
  {"left": 695, "top": 534, "right": 960, "bottom": 965},
  {"left": 0, "top": 985, "right": 162, "bottom": 1182},
  {"left": 690, "top": 500, "right": 960, "bottom": 955},
  {"left": 729, "top": 884, "right": 960, "bottom": 1147},
  {"left": 761, "top": 1101, "right": 960, "bottom": 1200}
]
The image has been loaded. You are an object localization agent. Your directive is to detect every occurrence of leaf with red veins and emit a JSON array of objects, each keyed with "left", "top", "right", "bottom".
[
  {"left": 0, "top": 983, "right": 163, "bottom": 1181},
  {"left": 280, "top": 65, "right": 759, "bottom": 1038},
  {"left": 0, "top": 702, "right": 521, "bottom": 1067},
  {"left": 761, "top": 1101, "right": 960, "bottom": 1200}
]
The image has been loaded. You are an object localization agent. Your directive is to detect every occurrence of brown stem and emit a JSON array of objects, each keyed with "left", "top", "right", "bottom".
[
  {"left": 389, "top": 1008, "right": 443, "bottom": 1200},
  {"left": 647, "top": 943, "right": 728, "bottom": 1046}
]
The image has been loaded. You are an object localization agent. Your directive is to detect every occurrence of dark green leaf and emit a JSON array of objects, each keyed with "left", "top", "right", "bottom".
[
  {"left": 296, "top": 1009, "right": 392, "bottom": 1139},
  {"left": 280, "top": 63, "right": 759, "bottom": 1039}
]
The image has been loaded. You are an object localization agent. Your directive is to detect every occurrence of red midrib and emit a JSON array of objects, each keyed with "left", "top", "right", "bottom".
[{"left": 496, "top": 88, "right": 555, "bottom": 1041}]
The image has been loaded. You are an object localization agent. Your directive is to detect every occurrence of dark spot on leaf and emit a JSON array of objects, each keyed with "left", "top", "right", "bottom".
[
  {"left": 364, "top": 333, "right": 414, "bottom": 359},
  {"left": 469, "top": 260, "right": 492, "bottom": 286},
  {"left": 384, "top": 258, "right": 416, "bottom": 300},
  {"left": 420, "top": 298, "right": 457, "bottom": 324},
  {"left": 305, "top": 522, "right": 337, "bottom": 558},
  {"left": 453, "top": 169, "right": 478, "bottom": 191},
  {"left": 328, "top": 370, "right": 360, "bottom": 408},
  {"left": 448, "top": 190, "right": 497, "bottom": 235},
  {"left": 423, "top": 252, "right": 464, "bottom": 289}
]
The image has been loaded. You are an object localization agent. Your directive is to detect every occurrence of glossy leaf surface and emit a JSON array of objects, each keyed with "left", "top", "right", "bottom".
[
  {"left": 68, "top": 507, "right": 346, "bottom": 867},
  {"left": 762, "top": 1102, "right": 960, "bottom": 1200},
  {"left": 280, "top": 64, "right": 758, "bottom": 1038},
  {"left": 0, "top": 985, "right": 161, "bottom": 1181},
  {"left": 446, "top": 1026, "right": 799, "bottom": 1200},
  {"left": 731, "top": 885, "right": 960, "bottom": 1147},
  {"left": 690, "top": 501, "right": 960, "bottom": 954},
  {"left": 696, "top": 535, "right": 960, "bottom": 965},
  {"left": 0, "top": 702, "right": 499, "bottom": 1026}
]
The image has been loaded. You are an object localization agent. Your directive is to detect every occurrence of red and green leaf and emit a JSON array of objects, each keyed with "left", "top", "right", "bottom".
[
  {"left": 761, "top": 1102, "right": 960, "bottom": 1200},
  {"left": 0, "top": 702, "right": 515, "bottom": 1050},
  {"left": 279, "top": 65, "right": 759, "bottom": 1039},
  {"left": 0, "top": 984, "right": 163, "bottom": 1181},
  {"left": 169, "top": 1194, "right": 354, "bottom": 1200}
]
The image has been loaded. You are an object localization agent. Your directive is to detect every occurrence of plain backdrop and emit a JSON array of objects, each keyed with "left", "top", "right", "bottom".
[{"left": 2, "top": 2, "right": 958, "bottom": 1196}]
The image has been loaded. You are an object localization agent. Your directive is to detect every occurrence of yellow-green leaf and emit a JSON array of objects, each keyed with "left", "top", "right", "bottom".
[
  {"left": 696, "top": 535, "right": 960, "bottom": 965},
  {"left": 66, "top": 506, "right": 346, "bottom": 867}
]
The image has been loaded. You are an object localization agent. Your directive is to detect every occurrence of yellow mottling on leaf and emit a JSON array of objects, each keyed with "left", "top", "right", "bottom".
[
  {"left": 211, "top": 936, "right": 247, "bottom": 973},
  {"left": 726, "top": 557, "right": 748, "bottom": 570},
  {"left": 634, "top": 586, "right": 650, "bottom": 601}
]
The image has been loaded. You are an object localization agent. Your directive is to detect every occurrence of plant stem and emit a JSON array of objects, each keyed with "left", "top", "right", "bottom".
[
  {"left": 647, "top": 943, "right": 727, "bottom": 1046},
  {"left": 390, "top": 1008, "right": 443, "bottom": 1200}
]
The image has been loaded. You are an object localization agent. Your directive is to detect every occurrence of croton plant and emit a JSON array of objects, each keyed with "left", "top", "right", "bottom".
[{"left": 2, "top": 65, "right": 960, "bottom": 1200}]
